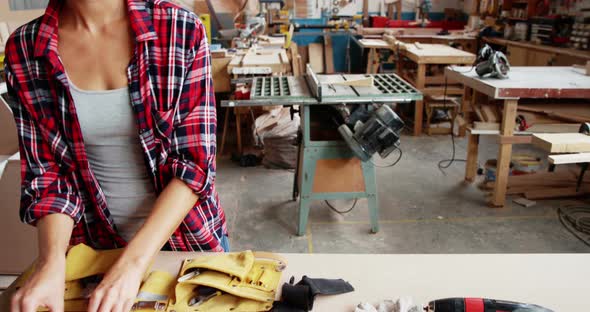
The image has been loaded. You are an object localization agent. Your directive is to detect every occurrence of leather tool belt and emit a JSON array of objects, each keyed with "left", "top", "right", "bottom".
[{"left": 16, "top": 244, "right": 287, "bottom": 312}]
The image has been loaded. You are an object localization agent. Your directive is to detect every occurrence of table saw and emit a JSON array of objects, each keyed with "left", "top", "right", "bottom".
[{"left": 223, "top": 66, "right": 422, "bottom": 235}]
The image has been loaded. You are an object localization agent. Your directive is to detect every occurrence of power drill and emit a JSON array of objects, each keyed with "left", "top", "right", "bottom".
[{"left": 425, "top": 298, "right": 554, "bottom": 312}]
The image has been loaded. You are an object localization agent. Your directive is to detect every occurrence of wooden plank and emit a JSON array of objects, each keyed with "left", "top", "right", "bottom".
[
  {"left": 473, "top": 106, "right": 485, "bottom": 121},
  {"left": 549, "top": 153, "right": 590, "bottom": 165},
  {"left": 324, "top": 33, "right": 335, "bottom": 74},
  {"left": 532, "top": 133, "right": 590, "bottom": 153},
  {"left": 473, "top": 122, "right": 500, "bottom": 130},
  {"left": 524, "top": 187, "right": 590, "bottom": 200},
  {"left": 330, "top": 77, "right": 374, "bottom": 87},
  {"left": 308, "top": 43, "right": 324, "bottom": 73},
  {"left": 362, "top": 0, "right": 369, "bottom": 26},
  {"left": 513, "top": 197, "right": 536, "bottom": 207},
  {"left": 480, "top": 105, "right": 499, "bottom": 122},
  {"left": 498, "top": 135, "right": 532, "bottom": 144},
  {"left": 312, "top": 158, "right": 366, "bottom": 193},
  {"left": 526, "top": 124, "right": 581, "bottom": 133},
  {"left": 290, "top": 43, "right": 301, "bottom": 77}
]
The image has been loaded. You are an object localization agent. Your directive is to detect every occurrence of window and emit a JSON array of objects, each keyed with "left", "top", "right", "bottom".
[{"left": 9, "top": 0, "right": 49, "bottom": 10}]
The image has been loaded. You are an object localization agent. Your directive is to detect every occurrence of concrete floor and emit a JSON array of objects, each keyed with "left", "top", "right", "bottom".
[{"left": 217, "top": 134, "right": 590, "bottom": 254}]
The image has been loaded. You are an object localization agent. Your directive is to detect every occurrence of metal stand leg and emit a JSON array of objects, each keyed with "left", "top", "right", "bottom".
[
  {"left": 298, "top": 149, "right": 316, "bottom": 236},
  {"left": 361, "top": 160, "right": 379, "bottom": 233}
]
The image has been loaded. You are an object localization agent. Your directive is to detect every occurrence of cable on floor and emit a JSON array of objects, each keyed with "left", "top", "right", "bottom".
[
  {"left": 558, "top": 203, "right": 590, "bottom": 247},
  {"left": 437, "top": 77, "right": 467, "bottom": 175},
  {"left": 325, "top": 199, "right": 358, "bottom": 215},
  {"left": 371, "top": 147, "right": 403, "bottom": 168}
]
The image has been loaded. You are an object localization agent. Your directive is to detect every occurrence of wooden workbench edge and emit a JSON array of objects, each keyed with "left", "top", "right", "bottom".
[{"left": 483, "top": 37, "right": 590, "bottom": 60}]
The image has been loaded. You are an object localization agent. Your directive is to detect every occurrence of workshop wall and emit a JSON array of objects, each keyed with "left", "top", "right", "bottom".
[{"left": 303, "top": 0, "right": 464, "bottom": 20}]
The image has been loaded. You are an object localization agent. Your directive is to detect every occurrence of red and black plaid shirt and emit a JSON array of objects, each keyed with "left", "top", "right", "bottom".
[{"left": 4, "top": 0, "right": 227, "bottom": 251}]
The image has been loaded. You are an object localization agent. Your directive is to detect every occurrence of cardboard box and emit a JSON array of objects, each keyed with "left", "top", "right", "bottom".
[
  {"left": 0, "top": 153, "right": 37, "bottom": 274},
  {"left": 0, "top": 90, "right": 19, "bottom": 155}
]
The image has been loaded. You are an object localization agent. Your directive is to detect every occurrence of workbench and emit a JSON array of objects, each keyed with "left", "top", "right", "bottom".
[
  {"left": 398, "top": 44, "right": 476, "bottom": 136},
  {"left": 1, "top": 252, "right": 589, "bottom": 311},
  {"left": 483, "top": 37, "right": 590, "bottom": 66},
  {"left": 445, "top": 66, "right": 590, "bottom": 207},
  {"left": 355, "top": 34, "right": 476, "bottom": 75},
  {"left": 223, "top": 67, "right": 421, "bottom": 236}
]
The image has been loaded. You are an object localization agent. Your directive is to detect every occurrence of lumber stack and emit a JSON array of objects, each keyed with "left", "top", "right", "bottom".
[{"left": 505, "top": 168, "right": 590, "bottom": 200}]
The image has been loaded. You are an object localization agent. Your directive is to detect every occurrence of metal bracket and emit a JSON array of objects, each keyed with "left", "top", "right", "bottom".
[{"left": 304, "top": 64, "right": 322, "bottom": 102}]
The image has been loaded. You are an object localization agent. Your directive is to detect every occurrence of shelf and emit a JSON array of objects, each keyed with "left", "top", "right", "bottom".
[{"left": 508, "top": 17, "right": 528, "bottom": 21}]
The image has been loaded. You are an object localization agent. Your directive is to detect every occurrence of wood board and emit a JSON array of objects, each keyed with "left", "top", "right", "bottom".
[
  {"left": 402, "top": 44, "right": 476, "bottom": 64},
  {"left": 549, "top": 152, "right": 590, "bottom": 165},
  {"left": 324, "top": 34, "right": 335, "bottom": 74},
  {"left": 308, "top": 43, "right": 324, "bottom": 73},
  {"left": 532, "top": 133, "right": 590, "bottom": 153}
]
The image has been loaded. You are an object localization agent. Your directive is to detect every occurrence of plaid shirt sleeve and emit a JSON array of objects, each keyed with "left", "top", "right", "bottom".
[
  {"left": 161, "top": 19, "right": 216, "bottom": 197},
  {"left": 4, "top": 51, "right": 84, "bottom": 226}
]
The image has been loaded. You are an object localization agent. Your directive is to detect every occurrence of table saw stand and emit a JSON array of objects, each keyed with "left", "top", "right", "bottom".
[{"left": 223, "top": 65, "right": 422, "bottom": 236}]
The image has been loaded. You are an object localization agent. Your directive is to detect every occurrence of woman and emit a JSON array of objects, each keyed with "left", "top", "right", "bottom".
[{"left": 5, "top": 0, "right": 227, "bottom": 311}]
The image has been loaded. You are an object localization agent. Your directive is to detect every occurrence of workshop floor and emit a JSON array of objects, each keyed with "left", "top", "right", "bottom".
[{"left": 217, "top": 134, "right": 590, "bottom": 254}]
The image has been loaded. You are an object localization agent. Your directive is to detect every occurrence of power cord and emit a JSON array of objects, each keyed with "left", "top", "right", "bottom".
[
  {"left": 325, "top": 199, "right": 358, "bottom": 215},
  {"left": 437, "top": 77, "right": 467, "bottom": 175},
  {"left": 371, "top": 147, "right": 403, "bottom": 168},
  {"left": 558, "top": 203, "right": 590, "bottom": 247}
]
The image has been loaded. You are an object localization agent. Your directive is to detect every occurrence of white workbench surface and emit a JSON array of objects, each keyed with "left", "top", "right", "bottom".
[
  {"left": 2, "top": 253, "right": 589, "bottom": 311},
  {"left": 446, "top": 66, "right": 590, "bottom": 99}
]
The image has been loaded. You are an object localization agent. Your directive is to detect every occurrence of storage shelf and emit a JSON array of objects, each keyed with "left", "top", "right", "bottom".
[{"left": 508, "top": 17, "right": 528, "bottom": 21}]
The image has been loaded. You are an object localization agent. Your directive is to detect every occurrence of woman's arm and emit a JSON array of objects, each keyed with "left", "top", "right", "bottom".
[
  {"left": 87, "top": 178, "right": 198, "bottom": 312},
  {"left": 11, "top": 214, "right": 74, "bottom": 312}
]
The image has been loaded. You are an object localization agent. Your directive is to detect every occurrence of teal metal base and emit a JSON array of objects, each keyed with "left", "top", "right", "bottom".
[{"left": 295, "top": 106, "right": 379, "bottom": 236}]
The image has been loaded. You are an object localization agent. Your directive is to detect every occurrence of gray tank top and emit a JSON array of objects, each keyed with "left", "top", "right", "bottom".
[{"left": 69, "top": 82, "right": 156, "bottom": 242}]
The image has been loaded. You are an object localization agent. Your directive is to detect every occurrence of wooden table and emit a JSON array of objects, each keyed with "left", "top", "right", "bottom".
[
  {"left": 2, "top": 252, "right": 590, "bottom": 311},
  {"left": 399, "top": 44, "right": 475, "bottom": 136},
  {"left": 357, "top": 39, "right": 391, "bottom": 74},
  {"left": 484, "top": 37, "right": 590, "bottom": 66},
  {"left": 445, "top": 66, "right": 590, "bottom": 207}
]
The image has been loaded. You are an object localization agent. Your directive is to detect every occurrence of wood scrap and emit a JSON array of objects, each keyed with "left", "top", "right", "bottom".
[
  {"left": 324, "top": 33, "right": 335, "bottom": 74},
  {"left": 480, "top": 105, "right": 499, "bottom": 122},
  {"left": 513, "top": 197, "right": 536, "bottom": 207},
  {"left": 329, "top": 77, "right": 374, "bottom": 87},
  {"left": 572, "top": 61, "right": 590, "bottom": 76},
  {"left": 308, "top": 43, "right": 324, "bottom": 73},
  {"left": 532, "top": 133, "right": 590, "bottom": 153},
  {"left": 290, "top": 42, "right": 301, "bottom": 76},
  {"left": 473, "top": 122, "right": 500, "bottom": 131},
  {"left": 473, "top": 106, "right": 485, "bottom": 122}
]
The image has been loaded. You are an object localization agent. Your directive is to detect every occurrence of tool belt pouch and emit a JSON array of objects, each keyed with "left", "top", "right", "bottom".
[
  {"left": 166, "top": 251, "right": 287, "bottom": 312},
  {"left": 15, "top": 244, "right": 127, "bottom": 311}
]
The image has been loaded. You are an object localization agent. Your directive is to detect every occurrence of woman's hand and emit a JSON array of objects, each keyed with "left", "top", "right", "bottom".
[
  {"left": 11, "top": 256, "right": 66, "bottom": 312},
  {"left": 87, "top": 256, "right": 145, "bottom": 312}
]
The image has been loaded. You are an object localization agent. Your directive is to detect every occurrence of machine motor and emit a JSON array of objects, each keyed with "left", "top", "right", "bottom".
[{"left": 337, "top": 105, "right": 405, "bottom": 162}]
